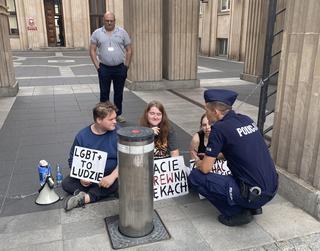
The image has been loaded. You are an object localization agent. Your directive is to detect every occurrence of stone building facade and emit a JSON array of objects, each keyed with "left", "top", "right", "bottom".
[
  {"left": 4, "top": 0, "right": 199, "bottom": 90},
  {"left": 271, "top": 0, "right": 320, "bottom": 220},
  {"left": 0, "top": 0, "right": 17, "bottom": 96},
  {"left": 6, "top": 0, "right": 123, "bottom": 50},
  {"left": 198, "top": 0, "right": 248, "bottom": 61},
  {"left": 7, "top": 0, "right": 248, "bottom": 67}
]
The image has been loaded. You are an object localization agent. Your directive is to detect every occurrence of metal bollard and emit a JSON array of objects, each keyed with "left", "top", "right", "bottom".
[{"left": 117, "top": 126, "right": 154, "bottom": 237}]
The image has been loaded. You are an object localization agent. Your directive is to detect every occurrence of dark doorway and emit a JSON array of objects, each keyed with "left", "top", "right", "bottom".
[{"left": 44, "top": 0, "right": 65, "bottom": 47}]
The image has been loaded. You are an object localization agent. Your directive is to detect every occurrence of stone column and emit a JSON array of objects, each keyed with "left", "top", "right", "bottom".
[
  {"left": 199, "top": 0, "right": 218, "bottom": 57},
  {"left": 0, "top": 0, "right": 18, "bottom": 97},
  {"left": 123, "top": 0, "right": 199, "bottom": 90},
  {"left": 240, "top": 0, "right": 268, "bottom": 83},
  {"left": 229, "top": 0, "right": 245, "bottom": 61},
  {"left": 63, "top": 0, "right": 90, "bottom": 48},
  {"left": 106, "top": 0, "right": 124, "bottom": 27},
  {"left": 21, "top": 0, "right": 48, "bottom": 49},
  {"left": 123, "top": 0, "right": 163, "bottom": 90},
  {"left": 272, "top": 0, "right": 320, "bottom": 219},
  {"left": 12, "top": 0, "right": 27, "bottom": 49},
  {"left": 163, "top": 0, "right": 199, "bottom": 88}
]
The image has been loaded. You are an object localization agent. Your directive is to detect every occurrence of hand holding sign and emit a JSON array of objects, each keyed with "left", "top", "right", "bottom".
[
  {"left": 80, "top": 179, "right": 92, "bottom": 187},
  {"left": 151, "top": 127, "right": 160, "bottom": 135},
  {"left": 188, "top": 158, "right": 231, "bottom": 200},
  {"left": 70, "top": 146, "right": 107, "bottom": 184},
  {"left": 99, "top": 174, "right": 116, "bottom": 188},
  {"left": 188, "top": 158, "right": 231, "bottom": 176}
]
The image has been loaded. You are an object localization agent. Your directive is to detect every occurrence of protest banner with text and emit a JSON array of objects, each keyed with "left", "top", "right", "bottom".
[
  {"left": 70, "top": 146, "right": 107, "bottom": 184},
  {"left": 188, "top": 158, "right": 231, "bottom": 199},
  {"left": 153, "top": 156, "right": 189, "bottom": 201},
  {"left": 189, "top": 159, "right": 231, "bottom": 176}
]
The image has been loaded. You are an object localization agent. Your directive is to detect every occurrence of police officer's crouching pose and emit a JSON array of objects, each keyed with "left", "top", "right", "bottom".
[{"left": 188, "top": 89, "right": 278, "bottom": 226}]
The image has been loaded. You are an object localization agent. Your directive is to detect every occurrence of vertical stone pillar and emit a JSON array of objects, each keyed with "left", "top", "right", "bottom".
[
  {"left": 123, "top": 0, "right": 199, "bottom": 90},
  {"left": 272, "top": 0, "right": 320, "bottom": 219},
  {"left": 0, "top": 0, "right": 18, "bottom": 97},
  {"left": 163, "top": 0, "right": 199, "bottom": 88},
  {"left": 229, "top": 0, "right": 245, "bottom": 61},
  {"left": 240, "top": 0, "right": 268, "bottom": 83},
  {"left": 123, "top": 0, "right": 163, "bottom": 90},
  {"left": 239, "top": 0, "right": 250, "bottom": 62},
  {"left": 63, "top": 0, "right": 90, "bottom": 48},
  {"left": 106, "top": 0, "right": 124, "bottom": 27},
  {"left": 22, "top": 0, "right": 48, "bottom": 48},
  {"left": 200, "top": 0, "right": 218, "bottom": 57},
  {"left": 13, "top": 0, "right": 27, "bottom": 49}
]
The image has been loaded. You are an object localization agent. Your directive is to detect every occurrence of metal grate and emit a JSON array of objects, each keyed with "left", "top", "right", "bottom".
[
  {"left": 257, "top": 0, "right": 286, "bottom": 145},
  {"left": 105, "top": 210, "right": 170, "bottom": 249}
]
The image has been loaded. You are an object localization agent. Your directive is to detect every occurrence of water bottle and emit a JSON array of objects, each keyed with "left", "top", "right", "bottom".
[
  {"left": 55, "top": 164, "right": 63, "bottom": 186},
  {"left": 38, "top": 160, "right": 51, "bottom": 186}
]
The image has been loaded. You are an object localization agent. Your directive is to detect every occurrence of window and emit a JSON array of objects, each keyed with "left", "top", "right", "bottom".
[
  {"left": 217, "top": 38, "right": 228, "bottom": 56},
  {"left": 89, "top": 0, "right": 106, "bottom": 34},
  {"left": 220, "top": 0, "right": 230, "bottom": 12},
  {"left": 6, "top": 0, "right": 19, "bottom": 35}
]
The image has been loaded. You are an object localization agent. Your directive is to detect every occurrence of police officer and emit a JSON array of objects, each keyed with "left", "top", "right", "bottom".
[{"left": 188, "top": 89, "right": 278, "bottom": 226}]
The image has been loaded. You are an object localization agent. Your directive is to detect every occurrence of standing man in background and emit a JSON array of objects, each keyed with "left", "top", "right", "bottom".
[{"left": 90, "top": 11, "right": 132, "bottom": 123}]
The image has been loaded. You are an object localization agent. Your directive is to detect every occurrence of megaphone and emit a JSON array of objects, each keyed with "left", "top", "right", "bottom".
[{"left": 35, "top": 175, "right": 60, "bottom": 205}]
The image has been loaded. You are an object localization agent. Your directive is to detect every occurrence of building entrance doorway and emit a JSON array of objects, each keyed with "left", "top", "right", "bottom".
[{"left": 44, "top": 0, "right": 65, "bottom": 47}]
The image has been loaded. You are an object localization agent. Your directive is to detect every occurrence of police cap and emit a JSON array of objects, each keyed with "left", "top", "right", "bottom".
[{"left": 204, "top": 89, "right": 238, "bottom": 106}]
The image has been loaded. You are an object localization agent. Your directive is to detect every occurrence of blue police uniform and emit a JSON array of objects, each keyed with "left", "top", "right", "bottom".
[{"left": 189, "top": 89, "right": 278, "bottom": 219}]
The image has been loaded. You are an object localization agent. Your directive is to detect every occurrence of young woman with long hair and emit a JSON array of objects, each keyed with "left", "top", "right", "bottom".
[{"left": 140, "top": 100, "right": 179, "bottom": 159}]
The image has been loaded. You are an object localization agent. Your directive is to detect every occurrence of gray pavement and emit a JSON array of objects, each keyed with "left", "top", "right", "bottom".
[{"left": 0, "top": 51, "right": 319, "bottom": 250}]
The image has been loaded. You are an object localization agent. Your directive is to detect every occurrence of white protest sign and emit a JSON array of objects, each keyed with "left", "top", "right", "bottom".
[
  {"left": 70, "top": 146, "right": 107, "bottom": 184},
  {"left": 188, "top": 158, "right": 231, "bottom": 199},
  {"left": 188, "top": 158, "right": 231, "bottom": 176},
  {"left": 153, "top": 156, "right": 189, "bottom": 201}
]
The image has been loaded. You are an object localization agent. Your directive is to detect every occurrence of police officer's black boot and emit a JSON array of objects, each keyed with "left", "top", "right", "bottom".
[
  {"left": 218, "top": 210, "right": 253, "bottom": 227},
  {"left": 250, "top": 207, "right": 262, "bottom": 215}
]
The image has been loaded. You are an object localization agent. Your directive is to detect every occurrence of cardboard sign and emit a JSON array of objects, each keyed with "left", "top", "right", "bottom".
[
  {"left": 188, "top": 158, "right": 231, "bottom": 199},
  {"left": 70, "top": 146, "right": 107, "bottom": 184},
  {"left": 153, "top": 156, "right": 189, "bottom": 201},
  {"left": 189, "top": 159, "right": 231, "bottom": 176}
]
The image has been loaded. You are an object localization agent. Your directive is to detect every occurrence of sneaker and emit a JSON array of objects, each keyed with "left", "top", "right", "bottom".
[
  {"left": 218, "top": 210, "right": 253, "bottom": 226},
  {"left": 116, "top": 115, "right": 126, "bottom": 123},
  {"left": 64, "top": 191, "right": 86, "bottom": 211}
]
